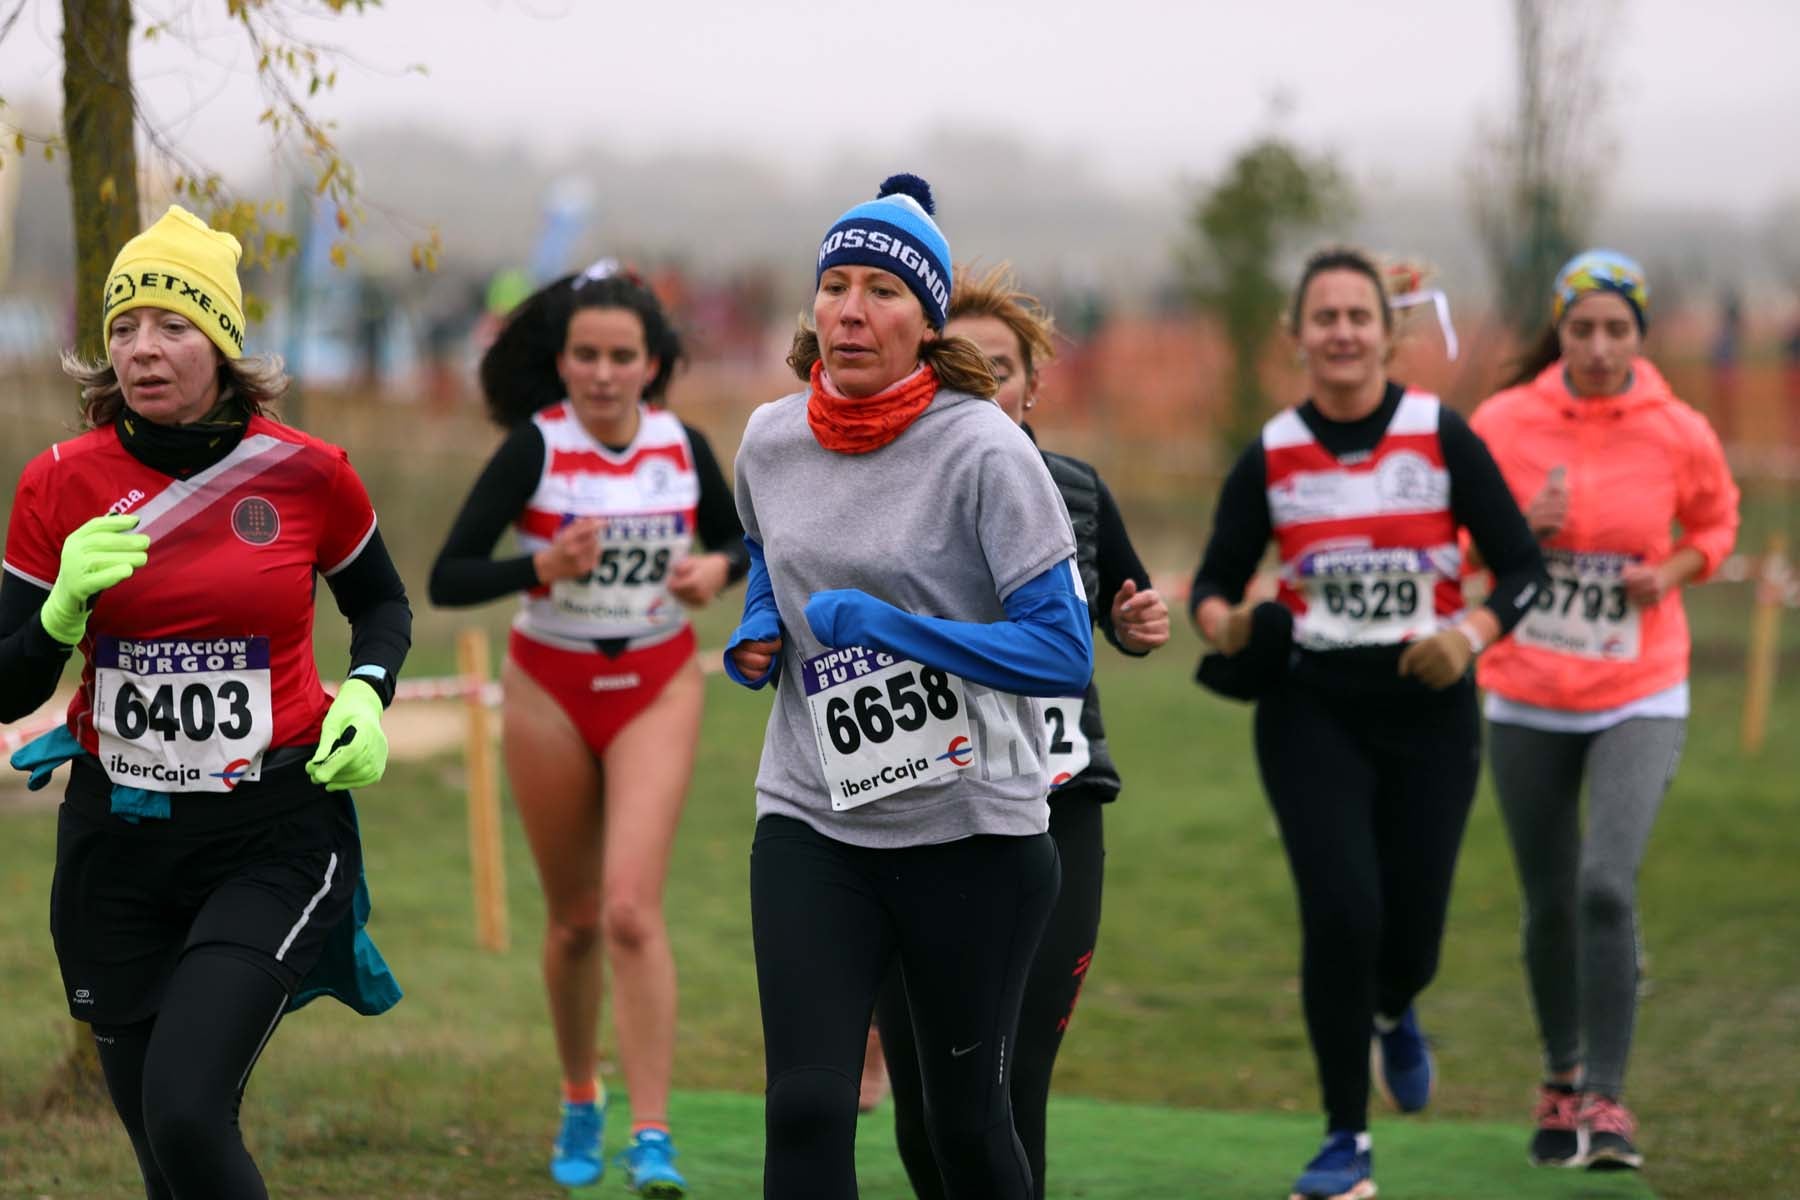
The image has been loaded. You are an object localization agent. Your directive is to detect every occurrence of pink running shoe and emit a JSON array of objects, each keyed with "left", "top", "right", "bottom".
[
  {"left": 1581, "top": 1094, "right": 1643, "bottom": 1171},
  {"left": 1528, "top": 1084, "right": 1585, "bottom": 1167}
]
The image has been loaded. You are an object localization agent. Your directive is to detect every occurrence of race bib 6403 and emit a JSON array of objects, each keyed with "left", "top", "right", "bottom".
[
  {"left": 93, "top": 636, "right": 273, "bottom": 793},
  {"left": 802, "top": 647, "right": 974, "bottom": 811}
]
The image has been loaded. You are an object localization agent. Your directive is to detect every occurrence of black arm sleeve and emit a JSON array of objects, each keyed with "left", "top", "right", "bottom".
[
  {"left": 1190, "top": 443, "right": 1272, "bottom": 618},
  {"left": 1442, "top": 408, "right": 1548, "bottom": 634},
  {"left": 0, "top": 572, "right": 72, "bottom": 723},
  {"left": 427, "top": 423, "right": 546, "bottom": 608},
  {"left": 323, "top": 527, "right": 412, "bottom": 708},
  {"left": 1093, "top": 475, "right": 1154, "bottom": 656},
  {"left": 686, "top": 423, "right": 750, "bottom": 584}
]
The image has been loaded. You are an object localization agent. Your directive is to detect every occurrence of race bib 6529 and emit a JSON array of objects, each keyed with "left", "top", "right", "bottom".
[{"left": 1295, "top": 547, "right": 1439, "bottom": 648}]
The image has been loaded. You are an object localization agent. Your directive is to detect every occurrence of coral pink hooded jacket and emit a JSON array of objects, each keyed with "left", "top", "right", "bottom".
[{"left": 1470, "top": 358, "right": 1739, "bottom": 712}]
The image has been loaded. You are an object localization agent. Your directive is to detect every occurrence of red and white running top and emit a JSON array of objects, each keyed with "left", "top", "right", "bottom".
[
  {"left": 3, "top": 417, "right": 376, "bottom": 790},
  {"left": 1263, "top": 390, "right": 1463, "bottom": 650},
  {"left": 513, "top": 402, "right": 700, "bottom": 642}
]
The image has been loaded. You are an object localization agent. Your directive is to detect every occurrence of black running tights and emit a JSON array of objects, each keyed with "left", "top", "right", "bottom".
[
  {"left": 91, "top": 947, "right": 291, "bottom": 1200},
  {"left": 751, "top": 814, "right": 1060, "bottom": 1200},
  {"left": 876, "top": 796, "right": 1105, "bottom": 1200},
  {"left": 1253, "top": 677, "right": 1480, "bottom": 1134}
]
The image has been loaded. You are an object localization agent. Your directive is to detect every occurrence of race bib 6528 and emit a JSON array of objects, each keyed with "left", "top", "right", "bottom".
[
  {"left": 93, "top": 636, "right": 273, "bottom": 793},
  {"left": 802, "top": 647, "right": 974, "bottom": 811},
  {"left": 550, "top": 512, "right": 689, "bottom": 632}
]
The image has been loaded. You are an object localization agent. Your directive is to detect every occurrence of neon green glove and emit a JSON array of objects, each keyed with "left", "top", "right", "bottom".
[
  {"left": 305, "top": 678, "right": 389, "bottom": 792},
  {"left": 40, "top": 514, "right": 151, "bottom": 646}
]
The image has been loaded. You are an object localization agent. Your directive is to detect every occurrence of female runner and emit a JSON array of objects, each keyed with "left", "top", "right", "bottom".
[
  {"left": 726, "top": 175, "right": 1091, "bottom": 1199},
  {"left": 1470, "top": 250, "right": 1738, "bottom": 1171},
  {"left": 1191, "top": 247, "right": 1546, "bottom": 1200},
  {"left": 430, "top": 263, "right": 746, "bottom": 1195},
  {"left": 872, "top": 263, "right": 1169, "bottom": 1200}
]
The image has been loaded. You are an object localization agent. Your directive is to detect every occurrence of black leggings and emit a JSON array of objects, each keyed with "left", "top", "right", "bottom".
[
  {"left": 876, "top": 796, "right": 1104, "bottom": 1200},
  {"left": 91, "top": 947, "right": 292, "bottom": 1200},
  {"left": 750, "top": 815, "right": 1060, "bottom": 1200},
  {"left": 1253, "top": 677, "right": 1480, "bottom": 1134}
]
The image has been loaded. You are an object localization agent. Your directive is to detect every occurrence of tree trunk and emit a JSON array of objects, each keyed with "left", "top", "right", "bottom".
[
  {"left": 62, "top": 0, "right": 139, "bottom": 363},
  {"left": 47, "top": 0, "right": 138, "bottom": 1112}
]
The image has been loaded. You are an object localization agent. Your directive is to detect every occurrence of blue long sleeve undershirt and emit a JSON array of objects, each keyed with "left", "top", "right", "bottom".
[
  {"left": 724, "top": 549, "right": 1094, "bottom": 697},
  {"left": 723, "top": 536, "right": 782, "bottom": 688}
]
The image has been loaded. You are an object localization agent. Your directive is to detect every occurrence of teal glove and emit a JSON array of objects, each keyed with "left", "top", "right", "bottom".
[
  {"left": 305, "top": 678, "right": 389, "bottom": 792},
  {"left": 41, "top": 514, "right": 151, "bottom": 645}
]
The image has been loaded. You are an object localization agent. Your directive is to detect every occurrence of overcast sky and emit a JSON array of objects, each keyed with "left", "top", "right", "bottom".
[{"left": 3, "top": 0, "right": 1796, "bottom": 216}]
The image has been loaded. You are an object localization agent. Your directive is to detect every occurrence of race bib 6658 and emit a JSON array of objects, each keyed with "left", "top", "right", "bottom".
[{"left": 802, "top": 647, "right": 975, "bottom": 811}]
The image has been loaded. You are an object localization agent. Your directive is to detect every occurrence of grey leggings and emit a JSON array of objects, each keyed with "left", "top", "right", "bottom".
[{"left": 1488, "top": 717, "right": 1686, "bottom": 1099}]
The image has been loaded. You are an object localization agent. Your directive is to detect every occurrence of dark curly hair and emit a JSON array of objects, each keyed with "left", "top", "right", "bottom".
[{"left": 477, "top": 270, "right": 684, "bottom": 429}]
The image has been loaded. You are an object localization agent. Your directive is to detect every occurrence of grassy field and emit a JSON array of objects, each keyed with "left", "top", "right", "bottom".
[
  {"left": 2, "top": 378, "right": 1797, "bottom": 1196},
  {"left": 3, "top": 598, "right": 1796, "bottom": 1198}
]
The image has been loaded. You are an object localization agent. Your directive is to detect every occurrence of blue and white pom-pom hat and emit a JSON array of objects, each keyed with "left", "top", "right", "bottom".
[{"left": 816, "top": 174, "right": 953, "bottom": 329}]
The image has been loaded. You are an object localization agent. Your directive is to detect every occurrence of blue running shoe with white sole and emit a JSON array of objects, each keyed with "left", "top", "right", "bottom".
[
  {"left": 1372, "top": 1005, "right": 1435, "bottom": 1113},
  {"left": 1289, "top": 1130, "right": 1376, "bottom": 1200},
  {"left": 550, "top": 1100, "right": 604, "bottom": 1189},
  {"left": 618, "top": 1128, "right": 686, "bottom": 1197}
]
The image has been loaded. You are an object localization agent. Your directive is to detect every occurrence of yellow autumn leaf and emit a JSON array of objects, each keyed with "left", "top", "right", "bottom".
[
  {"left": 99, "top": 176, "right": 117, "bottom": 204},
  {"left": 329, "top": 242, "right": 347, "bottom": 270}
]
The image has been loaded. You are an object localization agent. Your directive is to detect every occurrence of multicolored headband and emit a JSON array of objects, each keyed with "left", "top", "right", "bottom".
[{"left": 1552, "top": 249, "right": 1649, "bottom": 331}]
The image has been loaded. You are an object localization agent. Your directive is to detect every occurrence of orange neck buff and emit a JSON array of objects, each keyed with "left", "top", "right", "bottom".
[{"left": 806, "top": 360, "right": 939, "bottom": 455}]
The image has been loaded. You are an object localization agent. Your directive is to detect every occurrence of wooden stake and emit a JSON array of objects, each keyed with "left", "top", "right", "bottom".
[
  {"left": 1740, "top": 533, "right": 1787, "bottom": 756},
  {"left": 457, "top": 627, "right": 508, "bottom": 951}
]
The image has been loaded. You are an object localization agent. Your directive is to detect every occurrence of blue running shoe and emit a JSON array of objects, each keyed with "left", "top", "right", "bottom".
[
  {"left": 1372, "top": 1006, "right": 1435, "bottom": 1113},
  {"left": 618, "top": 1128, "right": 686, "bottom": 1198},
  {"left": 1289, "top": 1130, "right": 1376, "bottom": 1200},
  {"left": 550, "top": 1101, "right": 604, "bottom": 1188}
]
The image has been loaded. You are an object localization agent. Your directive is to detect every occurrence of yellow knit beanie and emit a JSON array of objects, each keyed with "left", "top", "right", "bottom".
[{"left": 102, "top": 205, "right": 247, "bottom": 359}]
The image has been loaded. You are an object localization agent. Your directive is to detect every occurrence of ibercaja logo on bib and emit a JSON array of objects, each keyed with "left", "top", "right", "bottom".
[
  {"left": 213, "top": 758, "right": 253, "bottom": 789},
  {"left": 804, "top": 645, "right": 977, "bottom": 809}
]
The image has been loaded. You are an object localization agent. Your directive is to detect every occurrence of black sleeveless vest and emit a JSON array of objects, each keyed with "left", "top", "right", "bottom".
[{"left": 1039, "top": 446, "right": 1121, "bottom": 801}]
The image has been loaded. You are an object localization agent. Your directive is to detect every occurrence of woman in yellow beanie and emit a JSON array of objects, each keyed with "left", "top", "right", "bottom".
[{"left": 1, "top": 205, "right": 412, "bottom": 1199}]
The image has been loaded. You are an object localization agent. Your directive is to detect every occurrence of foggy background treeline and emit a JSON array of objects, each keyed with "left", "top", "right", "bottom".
[{"left": 6, "top": 121, "right": 1797, "bottom": 317}]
